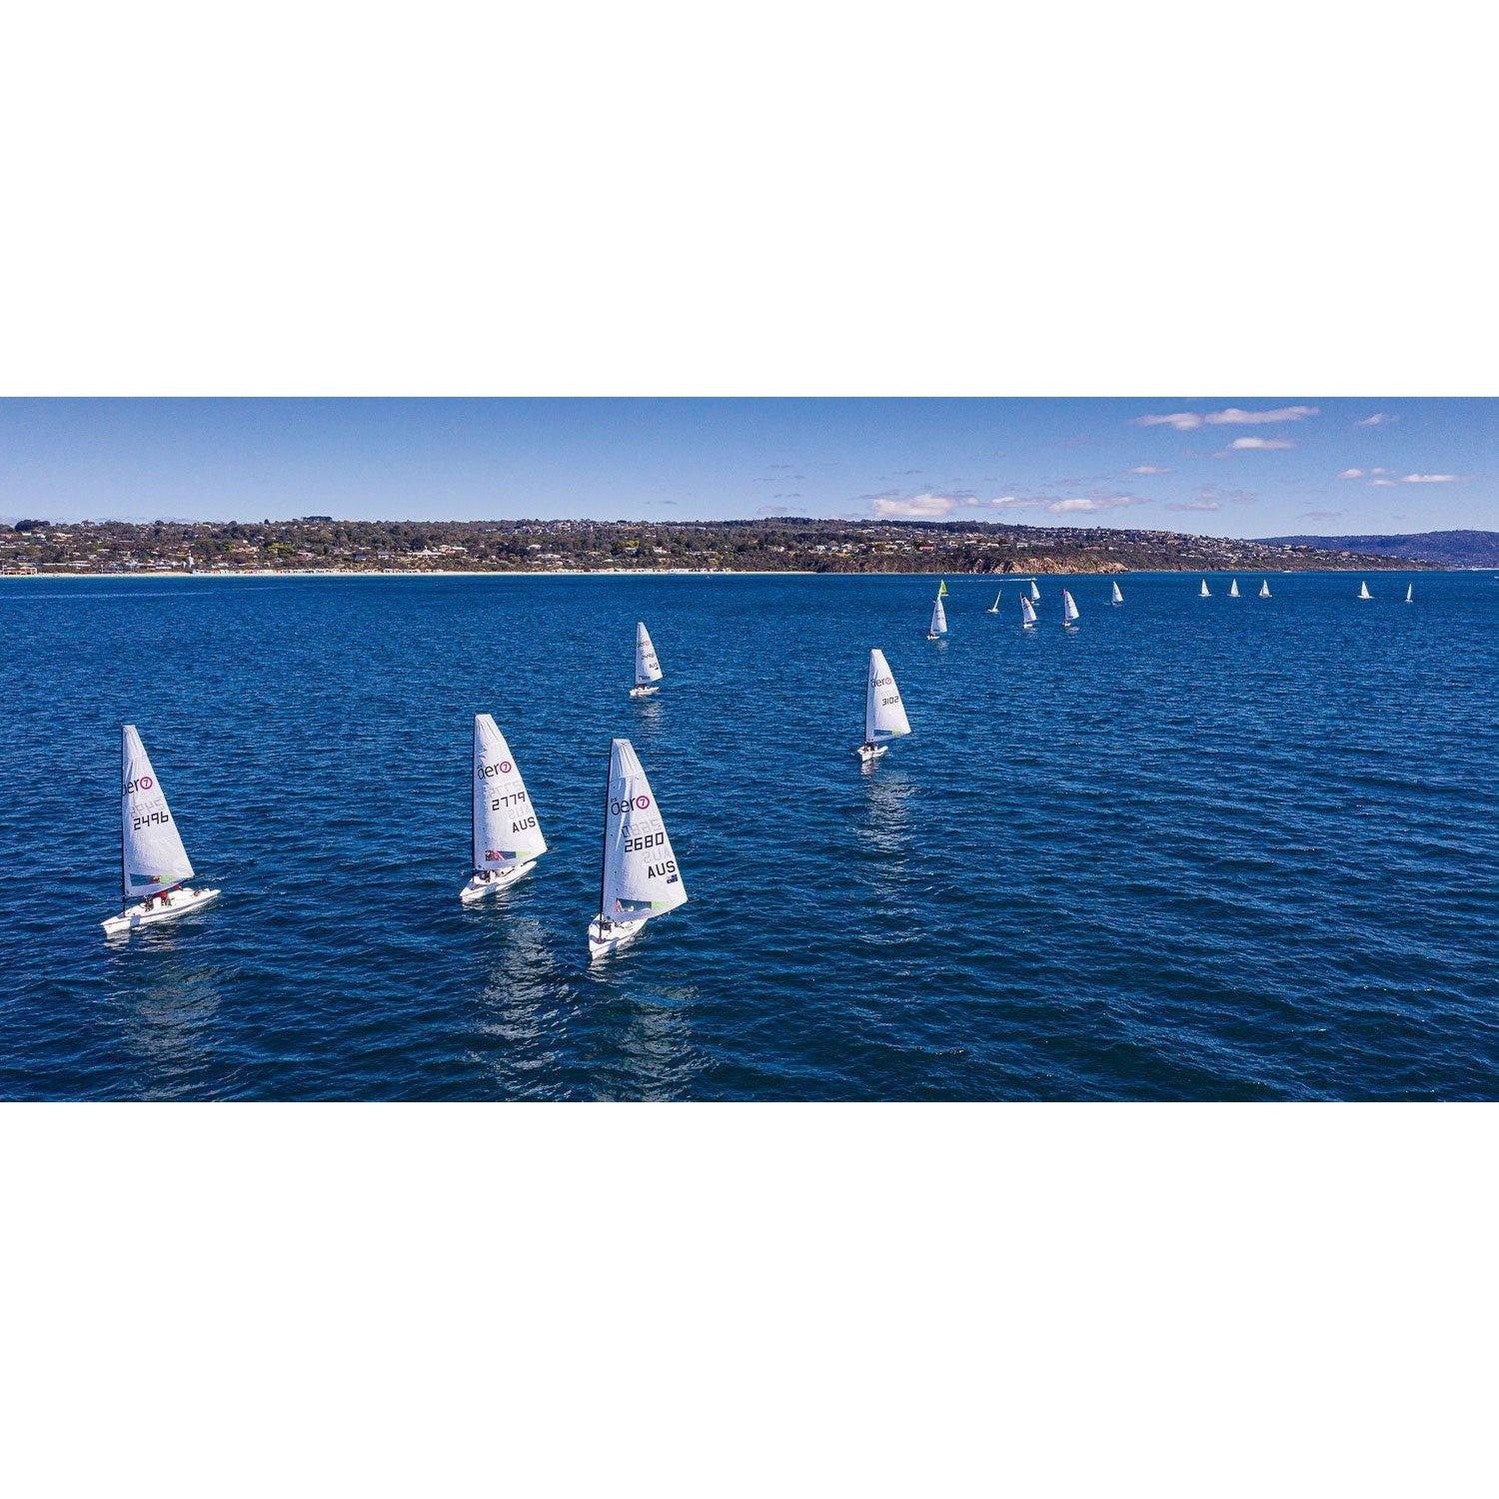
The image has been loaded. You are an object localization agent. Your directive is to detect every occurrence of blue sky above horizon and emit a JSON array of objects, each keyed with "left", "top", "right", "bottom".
[{"left": 0, "top": 398, "right": 1492, "bottom": 536}]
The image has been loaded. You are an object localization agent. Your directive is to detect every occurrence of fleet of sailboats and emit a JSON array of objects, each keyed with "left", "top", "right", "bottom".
[
  {"left": 102, "top": 725, "right": 220, "bottom": 937},
  {"left": 461, "top": 714, "right": 547, "bottom": 903},
  {"left": 588, "top": 738, "right": 687, "bottom": 960},
  {"left": 631, "top": 620, "right": 663, "bottom": 697},
  {"left": 859, "top": 648, "right": 912, "bottom": 762},
  {"left": 102, "top": 576, "right": 1430, "bottom": 952}
]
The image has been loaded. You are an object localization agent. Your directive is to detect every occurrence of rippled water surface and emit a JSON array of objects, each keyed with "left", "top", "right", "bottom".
[{"left": 2, "top": 571, "right": 1495, "bottom": 1100}]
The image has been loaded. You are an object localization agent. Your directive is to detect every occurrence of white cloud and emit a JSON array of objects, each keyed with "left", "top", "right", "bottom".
[
  {"left": 869, "top": 492, "right": 1031, "bottom": 520},
  {"left": 1129, "top": 464, "right": 1169, "bottom": 475},
  {"left": 1227, "top": 437, "right": 1294, "bottom": 451},
  {"left": 1165, "top": 499, "right": 1222, "bottom": 513},
  {"left": 1339, "top": 468, "right": 1364, "bottom": 479},
  {"left": 1401, "top": 473, "right": 1456, "bottom": 483},
  {"left": 1136, "top": 405, "right": 1317, "bottom": 431},
  {"left": 1206, "top": 406, "right": 1317, "bottom": 426},
  {"left": 870, "top": 493, "right": 960, "bottom": 519},
  {"left": 1371, "top": 479, "right": 1398, "bottom": 487},
  {"left": 1046, "top": 495, "right": 1144, "bottom": 515},
  {"left": 1137, "top": 413, "right": 1204, "bottom": 431},
  {"left": 1356, "top": 413, "right": 1396, "bottom": 426}
]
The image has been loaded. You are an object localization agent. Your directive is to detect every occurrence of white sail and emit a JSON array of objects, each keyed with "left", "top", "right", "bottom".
[
  {"left": 1229, "top": 579, "right": 1240, "bottom": 597},
  {"left": 599, "top": 739, "right": 687, "bottom": 927},
  {"left": 1200, "top": 579, "right": 1211, "bottom": 597},
  {"left": 1029, "top": 580, "right": 1041, "bottom": 602},
  {"left": 865, "top": 649, "right": 912, "bottom": 743},
  {"left": 1110, "top": 581, "right": 1123, "bottom": 604},
  {"left": 1358, "top": 580, "right": 1372, "bottom": 600},
  {"left": 1259, "top": 580, "right": 1271, "bottom": 598},
  {"left": 989, "top": 592, "right": 1002, "bottom": 611},
  {"left": 634, "top": 621, "right": 663, "bottom": 686},
  {"left": 472, "top": 714, "right": 547, "bottom": 874},
  {"left": 1020, "top": 596, "right": 1037, "bottom": 626},
  {"left": 929, "top": 596, "right": 947, "bottom": 636},
  {"left": 1405, "top": 583, "right": 1413, "bottom": 603},
  {"left": 1062, "top": 589, "right": 1079, "bottom": 622},
  {"left": 120, "top": 724, "right": 195, "bottom": 902}
]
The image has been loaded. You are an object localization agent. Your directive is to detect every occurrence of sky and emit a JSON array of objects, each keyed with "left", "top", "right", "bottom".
[{"left": 0, "top": 398, "right": 1493, "bottom": 536}]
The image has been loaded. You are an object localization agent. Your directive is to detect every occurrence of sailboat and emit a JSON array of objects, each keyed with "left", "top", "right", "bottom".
[
  {"left": 1029, "top": 579, "right": 1041, "bottom": 603},
  {"left": 460, "top": 714, "right": 547, "bottom": 903},
  {"left": 1229, "top": 579, "right": 1240, "bottom": 598},
  {"left": 1110, "top": 581, "right": 1123, "bottom": 606},
  {"left": 587, "top": 738, "right": 687, "bottom": 961},
  {"left": 101, "top": 725, "right": 220, "bottom": 936},
  {"left": 926, "top": 592, "right": 948, "bottom": 640},
  {"left": 986, "top": 591, "right": 1002, "bottom": 614},
  {"left": 1020, "top": 595, "right": 1037, "bottom": 630},
  {"left": 1199, "top": 579, "right": 1211, "bottom": 598},
  {"left": 858, "top": 648, "right": 912, "bottom": 762},
  {"left": 1405, "top": 583, "right": 1413, "bottom": 604},
  {"left": 630, "top": 621, "right": 663, "bottom": 697},
  {"left": 1358, "top": 580, "right": 1372, "bottom": 600},
  {"left": 1258, "top": 580, "right": 1271, "bottom": 598},
  {"left": 1062, "top": 589, "right": 1080, "bottom": 629}
]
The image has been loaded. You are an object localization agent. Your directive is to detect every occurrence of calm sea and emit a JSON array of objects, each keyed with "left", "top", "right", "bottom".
[{"left": 1, "top": 570, "right": 1495, "bottom": 1100}]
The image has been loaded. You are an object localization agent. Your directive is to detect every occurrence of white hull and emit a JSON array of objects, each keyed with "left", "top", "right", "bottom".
[
  {"left": 1022, "top": 622, "right": 1035, "bottom": 630},
  {"left": 986, "top": 609, "right": 998, "bottom": 615},
  {"left": 856, "top": 742, "right": 888, "bottom": 762},
  {"left": 459, "top": 859, "right": 538, "bottom": 904},
  {"left": 102, "top": 885, "right": 220, "bottom": 936},
  {"left": 926, "top": 632, "right": 942, "bottom": 641},
  {"left": 629, "top": 684, "right": 659, "bottom": 698},
  {"left": 588, "top": 915, "right": 648, "bottom": 961}
]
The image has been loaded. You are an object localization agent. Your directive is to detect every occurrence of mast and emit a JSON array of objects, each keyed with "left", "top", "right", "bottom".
[
  {"left": 470, "top": 718, "right": 476, "bottom": 877},
  {"left": 119, "top": 724, "right": 127, "bottom": 910},
  {"left": 597, "top": 742, "right": 611, "bottom": 926}
]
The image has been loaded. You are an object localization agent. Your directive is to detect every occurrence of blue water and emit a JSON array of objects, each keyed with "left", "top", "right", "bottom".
[{"left": 1, "top": 571, "right": 1495, "bottom": 1100}]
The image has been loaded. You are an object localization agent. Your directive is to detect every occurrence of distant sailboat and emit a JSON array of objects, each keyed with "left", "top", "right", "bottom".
[
  {"left": 1358, "top": 580, "right": 1372, "bottom": 600},
  {"left": 987, "top": 591, "right": 1002, "bottom": 614},
  {"left": 858, "top": 648, "right": 912, "bottom": 762},
  {"left": 631, "top": 621, "right": 663, "bottom": 697},
  {"left": 461, "top": 714, "right": 547, "bottom": 903},
  {"left": 1062, "top": 589, "right": 1080, "bottom": 628},
  {"left": 927, "top": 593, "right": 948, "bottom": 640},
  {"left": 101, "top": 725, "right": 220, "bottom": 936},
  {"left": 1228, "top": 578, "right": 1240, "bottom": 598},
  {"left": 1258, "top": 580, "right": 1271, "bottom": 598},
  {"left": 1020, "top": 596, "right": 1037, "bottom": 630},
  {"left": 587, "top": 738, "right": 687, "bottom": 961},
  {"left": 1405, "top": 583, "right": 1413, "bottom": 604},
  {"left": 1110, "top": 581, "right": 1123, "bottom": 606},
  {"left": 1029, "top": 579, "right": 1041, "bottom": 603},
  {"left": 1200, "top": 579, "right": 1211, "bottom": 598}
]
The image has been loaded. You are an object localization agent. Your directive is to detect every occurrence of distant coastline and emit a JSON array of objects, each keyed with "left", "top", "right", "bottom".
[{"left": 0, "top": 515, "right": 1435, "bottom": 580}]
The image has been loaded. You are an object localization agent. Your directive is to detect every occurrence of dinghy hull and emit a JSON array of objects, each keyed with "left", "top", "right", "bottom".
[
  {"left": 459, "top": 860, "right": 538, "bottom": 903},
  {"left": 588, "top": 916, "right": 647, "bottom": 961},
  {"left": 629, "top": 685, "right": 659, "bottom": 698},
  {"left": 102, "top": 885, "right": 220, "bottom": 937},
  {"left": 856, "top": 742, "right": 888, "bottom": 762}
]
